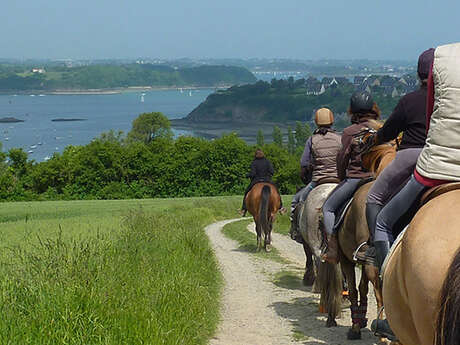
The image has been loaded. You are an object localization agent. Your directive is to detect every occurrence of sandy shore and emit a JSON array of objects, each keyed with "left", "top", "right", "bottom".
[
  {"left": 171, "top": 118, "right": 293, "bottom": 143},
  {"left": 0, "top": 85, "right": 230, "bottom": 96}
]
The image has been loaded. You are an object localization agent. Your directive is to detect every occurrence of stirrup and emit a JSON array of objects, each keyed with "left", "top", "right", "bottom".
[{"left": 353, "top": 242, "right": 376, "bottom": 265}]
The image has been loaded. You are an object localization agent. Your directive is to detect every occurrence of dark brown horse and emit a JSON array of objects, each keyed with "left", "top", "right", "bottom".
[
  {"left": 317, "top": 125, "right": 398, "bottom": 340},
  {"left": 245, "top": 182, "right": 282, "bottom": 252}
]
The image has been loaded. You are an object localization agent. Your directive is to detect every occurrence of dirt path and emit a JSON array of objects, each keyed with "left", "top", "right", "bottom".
[{"left": 206, "top": 218, "right": 379, "bottom": 345}]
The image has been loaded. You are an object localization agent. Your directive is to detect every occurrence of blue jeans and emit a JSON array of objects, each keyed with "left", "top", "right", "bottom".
[
  {"left": 322, "top": 178, "right": 362, "bottom": 235},
  {"left": 290, "top": 182, "right": 317, "bottom": 219},
  {"left": 367, "top": 148, "right": 422, "bottom": 206},
  {"left": 374, "top": 175, "right": 427, "bottom": 243}
]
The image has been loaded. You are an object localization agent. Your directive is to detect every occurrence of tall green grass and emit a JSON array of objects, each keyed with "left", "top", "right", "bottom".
[{"left": 0, "top": 196, "right": 240, "bottom": 345}]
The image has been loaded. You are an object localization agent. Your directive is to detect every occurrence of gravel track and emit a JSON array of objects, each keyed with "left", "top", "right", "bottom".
[{"left": 206, "top": 218, "right": 380, "bottom": 345}]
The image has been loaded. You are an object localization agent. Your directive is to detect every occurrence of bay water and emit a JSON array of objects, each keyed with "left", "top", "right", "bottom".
[{"left": 0, "top": 88, "right": 213, "bottom": 161}]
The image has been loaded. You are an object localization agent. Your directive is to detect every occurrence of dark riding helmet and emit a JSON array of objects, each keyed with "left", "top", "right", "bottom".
[
  {"left": 350, "top": 91, "right": 374, "bottom": 114},
  {"left": 255, "top": 149, "right": 264, "bottom": 158},
  {"left": 417, "top": 48, "right": 435, "bottom": 81}
]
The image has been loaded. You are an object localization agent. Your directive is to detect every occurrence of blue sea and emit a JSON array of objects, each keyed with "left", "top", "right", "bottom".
[{"left": 0, "top": 88, "right": 213, "bottom": 161}]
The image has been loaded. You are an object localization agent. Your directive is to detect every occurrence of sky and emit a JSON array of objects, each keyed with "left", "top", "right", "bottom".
[{"left": 1, "top": 0, "right": 459, "bottom": 60}]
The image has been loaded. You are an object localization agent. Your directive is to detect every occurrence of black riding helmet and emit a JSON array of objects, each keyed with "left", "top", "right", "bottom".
[{"left": 350, "top": 91, "right": 374, "bottom": 114}]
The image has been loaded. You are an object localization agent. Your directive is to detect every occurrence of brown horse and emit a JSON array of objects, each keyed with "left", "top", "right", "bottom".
[
  {"left": 382, "top": 191, "right": 460, "bottom": 345},
  {"left": 319, "top": 139, "right": 398, "bottom": 340},
  {"left": 245, "top": 182, "right": 282, "bottom": 252}
]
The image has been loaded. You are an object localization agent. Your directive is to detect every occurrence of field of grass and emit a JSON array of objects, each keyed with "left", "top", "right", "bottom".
[{"left": 0, "top": 196, "right": 242, "bottom": 345}]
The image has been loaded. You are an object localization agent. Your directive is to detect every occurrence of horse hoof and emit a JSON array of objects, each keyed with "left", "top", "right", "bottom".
[
  {"left": 325, "top": 318, "right": 337, "bottom": 328},
  {"left": 265, "top": 245, "right": 271, "bottom": 252},
  {"left": 359, "top": 318, "right": 368, "bottom": 329},
  {"left": 347, "top": 328, "right": 361, "bottom": 340}
]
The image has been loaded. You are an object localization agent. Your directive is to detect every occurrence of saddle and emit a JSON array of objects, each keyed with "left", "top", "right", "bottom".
[
  {"left": 420, "top": 182, "right": 460, "bottom": 206},
  {"left": 316, "top": 176, "right": 341, "bottom": 186},
  {"left": 332, "top": 177, "right": 374, "bottom": 232}
]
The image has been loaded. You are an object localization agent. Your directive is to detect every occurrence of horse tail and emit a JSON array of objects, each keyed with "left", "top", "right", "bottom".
[
  {"left": 259, "top": 185, "right": 271, "bottom": 233},
  {"left": 318, "top": 260, "right": 343, "bottom": 320},
  {"left": 435, "top": 248, "right": 460, "bottom": 345}
]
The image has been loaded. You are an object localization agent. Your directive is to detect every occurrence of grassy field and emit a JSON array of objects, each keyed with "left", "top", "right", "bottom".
[{"left": 0, "top": 196, "right": 244, "bottom": 345}]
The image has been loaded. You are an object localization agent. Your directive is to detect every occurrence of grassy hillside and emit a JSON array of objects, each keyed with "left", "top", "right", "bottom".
[
  {"left": 0, "top": 64, "right": 256, "bottom": 91},
  {"left": 0, "top": 196, "right": 242, "bottom": 345}
]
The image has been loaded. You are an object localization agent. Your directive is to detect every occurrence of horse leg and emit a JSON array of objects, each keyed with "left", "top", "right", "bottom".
[
  {"left": 255, "top": 221, "right": 262, "bottom": 252},
  {"left": 357, "top": 269, "right": 369, "bottom": 329},
  {"left": 264, "top": 221, "right": 272, "bottom": 252},
  {"left": 341, "top": 259, "right": 361, "bottom": 340},
  {"left": 364, "top": 264, "right": 387, "bottom": 344},
  {"left": 303, "top": 241, "right": 315, "bottom": 286}
]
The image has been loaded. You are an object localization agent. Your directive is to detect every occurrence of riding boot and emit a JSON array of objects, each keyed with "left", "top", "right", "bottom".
[
  {"left": 354, "top": 203, "right": 382, "bottom": 263},
  {"left": 321, "top": 233, "right": 339, "bottom": 264},
  {"left": 375, "top": 240, "right": 390, "bottom": 274},
  {"left": 366, "top": 203, "right": 383, "bottom": 243},
  {"left": 371, "top": 319, "right": 397, "bottom": 341},
  {"left": 289, "top": 218, "right": 303, "bottom": 244},
  {"left": 239, "top": 199, "right": 247, "bottom": 217}
]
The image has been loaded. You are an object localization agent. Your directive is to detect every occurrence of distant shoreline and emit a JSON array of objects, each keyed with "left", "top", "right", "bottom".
[
  {"left": 0, "top": 85, "right": 230, "bottom": 96},
  {"left": 170, "top": 118, "right": 293, "bottom": 144}
]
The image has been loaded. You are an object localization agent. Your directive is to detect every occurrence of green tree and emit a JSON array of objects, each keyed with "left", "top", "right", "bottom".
[
  {"left": 256, "top": 129, "right": 264, "bottom": 147},
  {"left": 98, "top": 129, "right": 125, "bottom": 144},
  {"left": 295, "top": 121, "right": 308, "bottom": 148},
  {"left": 304, "top": 123, "right": 312, "bottom": 138},
  {"left": 127, "top": 112, "right": 173, "bottom": 144},
  {"left": 8, "top": 148, "right": 28, "bottom": 177},
  {"left": 272, "top": 126, "right": 283, "bottom": 147},
  {"left": 287, "top": 126, "right": 295, "bottom": 154}
]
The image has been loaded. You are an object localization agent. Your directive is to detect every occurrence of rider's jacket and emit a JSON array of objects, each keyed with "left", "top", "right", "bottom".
[
  {"left": 337, "top": 116, "right": 377, "bottom": 180},
  {"left": 310, "top": 129, "right": 341, "bottom": 182},
  {"left": 247, "top": 157, "right": 274, "bottom": 183},
  {"left": 376, "top": 86, "right": 427, "bottom": 150},
  {"left": 416, "top": 43, "right": 460, "bottom": 182}
]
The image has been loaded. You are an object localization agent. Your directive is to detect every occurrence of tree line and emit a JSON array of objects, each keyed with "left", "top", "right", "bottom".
[
  {"left": 0, "top": 64, "right": 256, "bottom": 91},
  {"left": 0, "top": 112, "right": 319, "bottom": 201}
]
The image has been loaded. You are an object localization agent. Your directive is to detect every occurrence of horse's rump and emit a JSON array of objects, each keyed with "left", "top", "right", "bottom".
[
  {"left": 384, "top": 191, "right": 460, "bottom": 345},
  {"left": 299, "top": 183, "right": 337, "bottom": 258}
]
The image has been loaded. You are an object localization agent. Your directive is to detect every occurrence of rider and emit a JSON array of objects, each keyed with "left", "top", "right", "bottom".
[
  {"left": 355, "top": 48, "right": 435, "bottom": 263},
  {"left": 370, "top": 42, "right": 460, "bottom": 342},
  {"left": 371, "top": 43, "right": 460, "bottom": 271},
  {"left": 289, "top": 108, "right": 341, "bottom": 243},
  {"left": 321, "top": 91, "right": 380, "bottom": 264},
  {"left": 240, "top": 149, "right": 285, "bottom": 216}
]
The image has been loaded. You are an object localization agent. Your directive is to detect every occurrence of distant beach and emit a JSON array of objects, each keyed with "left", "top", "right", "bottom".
[{"left": 0, "top": 85, "right": 230, "bottom": 96}]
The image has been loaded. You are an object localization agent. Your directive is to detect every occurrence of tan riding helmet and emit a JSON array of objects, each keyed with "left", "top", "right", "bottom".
[{"left": 314, "top": 108, "right": 334, "bottom": 126}]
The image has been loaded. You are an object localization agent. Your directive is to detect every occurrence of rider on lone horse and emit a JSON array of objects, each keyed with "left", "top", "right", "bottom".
[
  {"left": 240, "top": 149, "right": 285, "bottom": 216},
  {"left": 321, "top": 91, "right": 381, "bottom": 264},
  {"left": 355, "top": 48, "right": 435, "bottom": 264},
  {"left": 289, "top": 108, "right": 342, "bottom": 243}
]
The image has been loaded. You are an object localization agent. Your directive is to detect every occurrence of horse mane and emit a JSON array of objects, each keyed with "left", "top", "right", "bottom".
[
  {"left": 359, "top": 119, "right": 397, "bottom": 176},
  {"left": 362, "top": 143, "right": 396, "bottom": 177}
]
